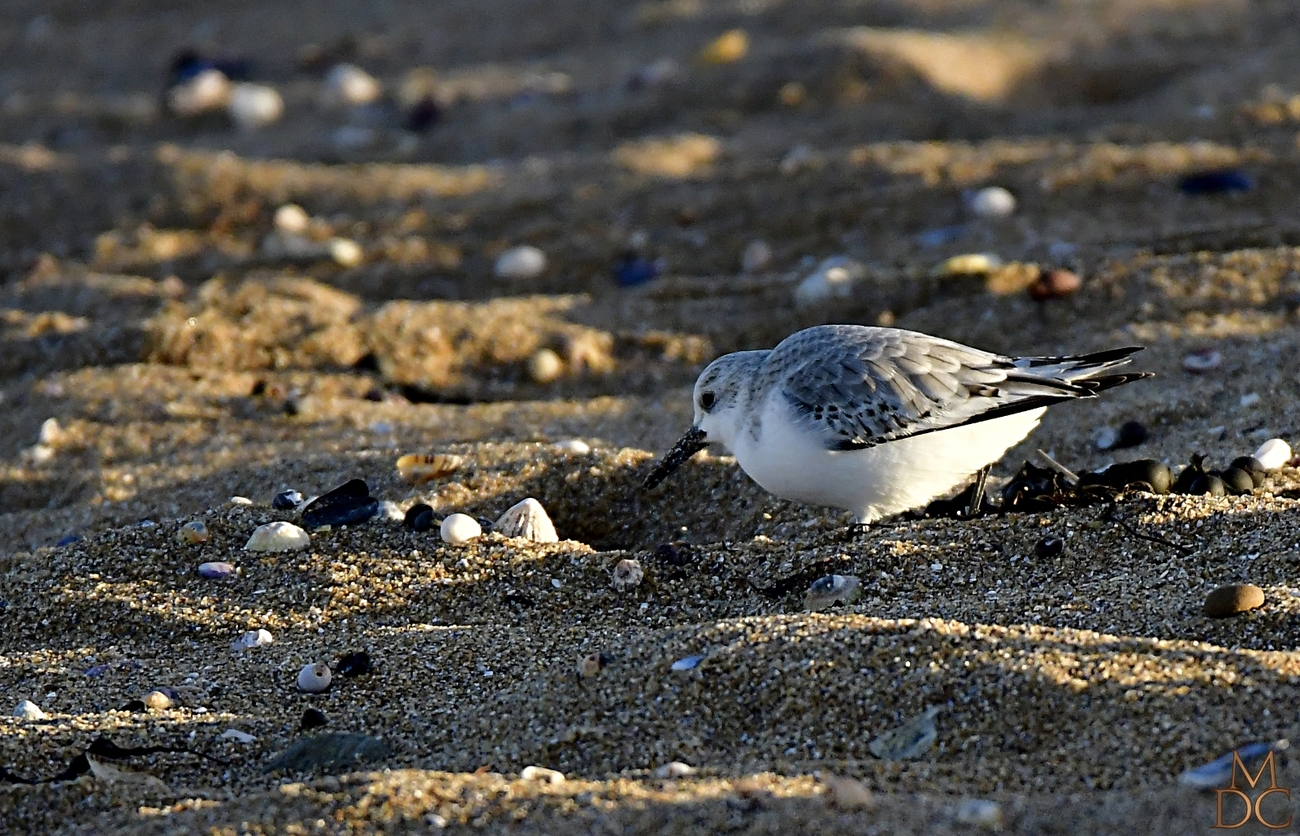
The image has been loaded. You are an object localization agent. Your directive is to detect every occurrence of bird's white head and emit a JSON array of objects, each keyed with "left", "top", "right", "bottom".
[{"left": 691, "top": 350, "right": 768, "bottom": 453}]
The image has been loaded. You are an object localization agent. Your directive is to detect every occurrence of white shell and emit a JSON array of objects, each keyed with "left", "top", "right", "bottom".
[
  {"left": 297, "top": 662, "right": 333, "bottom": 693},
  {"left": 178, "top": 520, "right": 209, "bottom": 544},
  {"left": 554, "top": 438, "right": 590, "bottom": 454},
  {"left": 231, "top": 628, "right": 274, "bottom": 652},
  {"left": 612, "top": 558, "right": 645, "bottom": 590},
  {"left": 227, "top": 83, "right": 284, "bottom": 130},
  {"left": 741, "top": 240, "right": 772, "bottom": 273},
  {"left": 494, "top": 498, "right": 559, "bottom": 543},
  {"left": 245, "top": 521, "right": 310, "bottom": 552},
  {"left": 219, "top": 728, "right": 257, "bottom": 744},
  {"left": 1254, "top": 438, "right": 1292, "bottom": 471},
  {"left": 1182, "top": 347, "right": 1222, "bottom": 373},
  {"left": 168, "top": 68, "right": 231, "bottom": 116},
  {"left": 494, "top": 245, "right": 547, "bottom": 280},
  {"left": 794, "top": 256, "right": 864, "bottom": 309},
  {"left": 440, "top": 513, "right": 482, "bottom": 545},
  {"left": 329, "top": 238, "right": 364, "bottom": 267},
  {"left": 38, "top": 417, "right": 63, "bottom": 446},
  {"left": 322, "top": 63, "right": 382, "bottom": 108},
  {"left": 13, "top": 700, "right": 47, "bottom": 721},
  {"left": 967, "top": 186, "right": 1016, "bottom": 218},
  {"left": 654, "top": 761, "right": 698, "bottom": 778},
  {"left": 142, "top": 690, "right": 173, "bottom": 710},
  {"left": 274, "top": 204, "right": 310, "bottom": 234},
  {"left": 229, "top": 496, "right": 254, "bottom": 506},
  {"left": 528, "top": 348, "right": 564, "bottom": 384},
  {"left": 520, "top": 765, "right": 565, "bottom": 784}
]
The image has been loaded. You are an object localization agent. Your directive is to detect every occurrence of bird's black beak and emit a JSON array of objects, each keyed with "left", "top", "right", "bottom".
[{"left": 643, "top": 426, "right": 708, "bottom": 490}]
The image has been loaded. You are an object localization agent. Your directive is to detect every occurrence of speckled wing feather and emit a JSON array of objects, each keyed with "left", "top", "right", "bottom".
[{"left": 772, "top": 325, "right": 1144, "bottom": 451}]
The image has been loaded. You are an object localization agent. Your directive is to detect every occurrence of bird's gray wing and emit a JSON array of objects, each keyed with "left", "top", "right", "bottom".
[{"left": 772, "top": 326, "right": 1115, "bottom": 451}]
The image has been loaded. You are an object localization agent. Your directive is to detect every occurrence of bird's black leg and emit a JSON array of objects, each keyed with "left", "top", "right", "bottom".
[{"left": 964, "top": 466, "right": 990, "bottom": 519}]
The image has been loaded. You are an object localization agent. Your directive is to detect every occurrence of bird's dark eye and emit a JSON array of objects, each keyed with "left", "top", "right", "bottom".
[{"left": 700, "top": 391, "right": 716, "bottom": 411}]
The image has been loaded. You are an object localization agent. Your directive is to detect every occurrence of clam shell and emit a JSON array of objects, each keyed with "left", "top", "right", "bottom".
[
  {"left": 396, "top": 453, "right": 464, "bottom": 483},
  {"left": 493, "top": 498, "right": 559, "bottom": 543},
  {"left": 245, "top": 521, "right": 310, "bottom": 552}
]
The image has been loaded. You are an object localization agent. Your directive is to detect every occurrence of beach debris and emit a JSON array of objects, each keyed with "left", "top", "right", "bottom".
[
  {"left": 1028, "top": 267, "right": 1081, "bottom": 301},
  {"left": 377, "top": 500, "right": 404, "bottom": 523},
  {"left": 404, "top": 503, "right": 436, "bottom": 532},
  {"left": 870, "top": 706, "right": 942, "bottom": 760},
  {"left": 197, "top": 561, "right": 235, "bottom": 579},
  {"left": 794, "top": 256, "right": 865, "bottom": 308},
  {"left": 86, "top": 755, "right": 171, "bottom": 794},
  {"left": 440, "top": 513, "right": 482, "bottom": 545},
  {"left": 1179, "top": 740, "right": 1288, "bottom": 788},
  {"left": 1203, "top": 583, "right": 1265, "bottom": 618},
  {"left": 654, "top": 761, "right": 698, "bottom": 778},
  {"left": 579, "top": 652, "right": 609, "bottom": 678},
  {"left": 141, "top": 690, "right": 173, "bottom": 711},
  {"left": 229, "top": 496, "right": 254, "bottom": 506},
  {"left": 528, "top": 348, "right": 564, "bottom": 384},
  {"left": 671, "top": 655, "right": 704, "bottom": 672},
  {"left": 613, "top": 252, "right": 661, "bottom": 288},
  {"left": 231, "top": 628, "right": 274, "bottom": 653},
  {"left": 13, "top": 700, "right": 47, "bottom": 721},
  {"left": 966, "top": 186, "right": 1016, "bottom": 218},
  {"left": 494, "top": 245, "right": 547, "bottom": 280},
  {"left": 273, "top": 204, "right": 310, "bottom": 235},
  {"left": 1253, "top": 438, "right": 1292, "bottom": 471},
  {"left": 322, "top": 63, "right": 381, "bottom": 108},
  {"left": 494, "top": 498, "right": 559, "bottom": 543},
  {"left": 245, "top": 521, "right": 310, "bottom": 552},
  {"left": 1178, "top": 169, "right": 1254, "bottom": 195},
  {"left": 1035, "top": 536, "right": 1066, "bottom": 559},
  {"left": 300, "top": 708, "right": 329, "bottom": 731},
  {"left": 742, "top": 240, "right": 772, "bottom": 273},
  {"left": 804, "top": 574, "right": 862, "bottom": 612},
  {"left": 1229, "top": 456, "right": 1268, "bottom": 487},
  {"left": 264, "top": 732, "right": 390, "bottom": 774},
  {"left": 612, "top": 558, "right": 645, "bottom": 590},
  {"left": 219, "top": 728, "right": 257, "bottom": 744},
  {"left": 698, "top": 29, "right": 748, "bottom": 64},
  {"left": 177, "top": 520, "right": 210, "bottom": 544},
  {"left": 301, "top": 479, "right": 379, "bottom": 528},
  {"left": 396, "top": 453, "right": 463, "bottom": 484},
  {"left": 937, "top": 252, "right": 1001, "bottom": 277},
  {"left": 822, "top": 773, "right": 875, "bottom": 809},
  {"left": 554, "top": 439, "right": 590, "bottom": 454},
  {"left": 336, "top": 652, "right": 373, "bottom": 678},
  {"left": 955, "top": 798, "right": 1005, "bottom": 830},
  {"left": 228, "top": 83, "right": 283, "bottom": 130},
  {"left": 297, "top": 663, "right": 333, "bottom": 694},
  {"left": 1182, "top": 348, "right": 1222, "bottom": 373},
  {"left": 520, "top": 765, "right": 566, "bottom": 784},
  {"left": 1095, "top": 420, "right": 1148, "bottom": 451}
]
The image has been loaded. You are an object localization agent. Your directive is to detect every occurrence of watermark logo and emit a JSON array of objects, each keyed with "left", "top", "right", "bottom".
[{"left": 1213, "top": 748, "right": 1292, "bottom": 830}]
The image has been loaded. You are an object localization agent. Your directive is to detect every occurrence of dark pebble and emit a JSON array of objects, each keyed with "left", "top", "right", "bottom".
[
  {"left": 1219, "top": 467, "right": 1255, "bottom": 495},
  {"left": 336, "top": 651, "right": 373, "bottom": 678},
  {"left": 56, "top": 533, "right": 81, "bottom": 547},
  {"left": 1171, "top": 454, "right": 1209, "bottom": 494},
  {"left": 1035, "top": 536, "right": 1065, "bottom": 558},
  {"left": 1188, "top": 473, "right": 1226, "bottom": 497},
  {"left": 119, "top": 699, "right": 147, "bottom": 713},
  {"left": 301, "top": 479, "right": 379, "bottom": 529},
  {"left": 272, "top": 489, "right": 304, "bottom": 510},
  {"left": 1080, "top": 459, "right": 1172, "bottom": 494},
  {"left": 1229, "top": 456, "right": 1268, "bottom": 487},
  {"left": 1203, "top": 583, "right": 1265, "bottom": 618},
  {"left": 403, "top": 96, "right": 440, "bottom": 132},
  {"left": 613, "top": 252, "right": 661, "bottom": 287},
  {"left": 1178, "top": 169, "right": 1254, "bottom": 194},
  {"left": 404, "top": 503, "right": 435, "bottom": 532},
  {"left": 1113, "top": 420, "right": 1149, "bottom": 449},
  {"left": 1027, "top": 268, "right": 1082, "bottom": 301},
  {"left": 655, "top": 541, "right": 692, "bottom": 566},
  {"left": 300, "top": 707, "right": 329, "bottom": 731},
  {"left": 85, "top": 663, "right": 109, "bottom": 677}
]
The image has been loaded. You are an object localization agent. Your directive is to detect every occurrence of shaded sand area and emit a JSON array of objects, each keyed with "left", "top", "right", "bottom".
[{"left": 1, "top": 0, "right": 1300, "bottom": 832}]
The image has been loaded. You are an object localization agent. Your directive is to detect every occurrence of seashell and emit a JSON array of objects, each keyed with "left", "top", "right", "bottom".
[
  {"left": 494, "top": 498, "right": 559, "bottom": 543},
  {"left": 229, "top": 496, "right": 254, "bottom": 506},
  {"left": 520, "top": 765, "right": 565, "bottom": 784},
  {"left": 1182, "top": 347, "right": 1222, "bottom": 373},
  {"left": 823, "top": 773, "right": 875, "bottom": 810},
  {"left": 396, "top": 453, "right": 464, "bottom": 484},
  {"left": 554, "top": 439, "right": 590, "bottom": 455},
  {"left": 301, "top": 479, "right": 378, "bottom": 529},
  {"left": 38, "top": 417, "right": 63, "bottom": 446},
  {"left": 264, "top": 732, "right": 390, "bottom": 774},
  {"left": 966, "top": 186, "right": 1016, "bottom": 218},
  {"left": 1179, "top": 740, "right": 1288, "bottom": 789},
  {"left": 220, "top": 728, "right": 257, "bottom": 744},
  {"left": 197, "top": 561, "right": 235, "bottom": 579},
  {"left": 440, "top": 513, "right": 481, "bottom": 545},
  {"left": 794, "top": 256, "right": 865, "bottom": 309},
  {"left": 671, "top": 654, "right": 704, "bottom": 672},
  {"left": 742, "top": 240, "right": 772, "bottom": 273},
  {"left": 227, "top": 83, "right": 283, "bottom": 130},
  {"left": 869, "top": 705, "right": 942, "bottom": 760},
  {"left": 528, "top": 348, "right": 564, "bottom": 384},
  {"left": 273, "top": 204, "right": 310, "bottom": 235},
  {"left": 328, "top": 238, "right": 363, "bottom": 267},
  {"left": 300, "top": 708, "right": 328, "bottom": 730},
  {"left": 141, "top": 690, "right": 173, "bottom": 710},
  {"left": 404, "top": 503, "right": 436, "bottom": 532},
  {"left": 494, "top": 245, "right": 547, "bottom": 280},
  {"left": 336, "top": 652, "right": 373, "bottom": 678},
  {"left": 654, "top": 761, "right": 698, "bottom": 778},
  {"left": 1253, "top": 438, "right": 1292, "bottom": 471},
  {"left": 322, "top": 63, "right": 381, "bottom": 108},
  {"left": 167, "top": 68, "right": 231, "bottom": 117},
  {"left": 938, "top": 252, "right": 1002, "bottom": 277},
  {"left": 804, "top": 574, "right": 862, "bottom": 612},
  {"left": 698, "top": 29, "right": 748, "bottom": 64},
  {"left": 231, "top": 628, "right": 274, "bottom": 652},
  {"left": 297, "top": 662, "right": 333, "bottom": 693},
  {"left": 178, "top": 520, "right": 210, "bottom": 544},
  {"left": 245, "top": 521, "right": 311, "bottom": 552},
  {"left": 612, "top": 558, "right": 645, "bottom": 589},
  {"left": 13, "top": 699, "right": 47, "bottom": 721},
  {"left": 955, "top": 799, "right": 1004, "bottom": 829},
  {"left": 1035, "top": 536, "right": 1065, "bottom": 559}
]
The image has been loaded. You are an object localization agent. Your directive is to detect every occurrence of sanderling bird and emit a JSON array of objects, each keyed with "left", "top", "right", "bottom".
[{"left": 644, "top": 324, "right": 1150, "bottom": 524}]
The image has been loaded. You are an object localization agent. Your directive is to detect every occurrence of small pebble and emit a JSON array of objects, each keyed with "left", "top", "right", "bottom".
[
  {"left": 440, "top": 513, "right": 482, "bottom": 545},
  {"left": 741, "top": 240, "right": 772, "bottom": 273},
  {"left": 1035, "top": 536, "right": 1065, "bottom": 558},
  {"left": 654, "top": 761, "right": 698, "bottom": 778},
  {"left": 396, "top": 453, "right": 463, "bottom": 483},
  {"left": 167, "top": 68, "right": 231, "bottom": 117},
  {"left": 1253, "top": 438, "right": 1292, "bottom": 470},
  {"left": 520, "top": 765, "right": 565, "bottom": 784},
  {"left": 697, "top": 29, "right": 748, "bottom": 64},
  {"left": 804, "top": 574, "right": 862, "bottom": 612},
  {"left": 1203, "top": 583, "right": 1265, "bottom": 618},
  {"left": 329, "top": 238, "right": 363, "bottom": 267},
  {"left": 1028, "top": 267, "right": 1082, "bottom": 301},
  {"left": 579, "top": 653, "right": 608, "bottom": 678},
  {"left": 220, "top": 728, "right": 257, "bottom": 744},
  {"left": 1219, "top": 467, "right": 1255, "bottom": 495},
  {"left": 228, "top": 83, "right": 283, "bottom": 130},
  {"left": 528, "top": 348, "right": 564, "bottom": 384},
  {"left": 671, "top": 655, "right": 704, "bottom": 672},
  {"left": 494, "top": 245, "right": 547, "bottom": 280},
  {"left": 967, "top": 186, "right": 1016, "bottom": 218},
  {"left": 13, "top": 700, "right": 47, "bottom": 721},
  {"left": 1178, "top": 169, "right": 1254, "bottom": 194},
  {"left": 655, "top": 541, "right": 692, "bottom": 567},
  {"left": 378, "top": 500, "right": 404, "bottom": 522},
  {"left": 870, "top": 706, "right": 941, "bottom": 760},
  {"left": 1182, "top": 347, "right": 1222, "bottom": 373},
  {"left": 404, "top": 503, "right": 436, "bottom": 532},
  {"left": 197, "top": 561, "right": 235, "bottom": 579},
  {"left": 794, "top": 256, "right": 865, "bottom": 308},
  {"left": 336, "top": 652, "right": 373, "bottom": 678},
  {"left": 1188, "top": 472, "right": 1226, "bottom": 497},
  {"left": 297, "top": 662, "right": 333, "bottom": 694},
  {"left": 245, "top": 521, "right": 311, "bottom": 552},
  {"left": 1095, "top": 420, "right": 1149, "bottom": 451},
  {"left": 937, "top": 252, "right": 1001, "bottom": 277},
  {"left": 273, "top": 204, "right": 310, "bottom": 235},
  {"left": 1229, "top": 456, "right": 1268, "bottom": 487},
  {"left": 231, "top": 628, "right": 274, "bottom": 652},
  {"left": 493, "top": 497, "right": 559, "bottom": 543},
  {"left": 300, "top": 708, "right": 329, "bottom": 731},
  {"left": 823, "top": 773, "right": 875, "bottom": 810},
  {"left": 301, "top": 479, "right": 378, "bottom": 528},
  {"left": 229, "top": 496, "right": 254, "bottom": 506},
  {"left": 955, "top": 799, "right": 1004, "bottom": 830},
  {"left": 613, "top": 252, "right": 661, "bottom": 288},
  {"left": 178, "top": 520, "right": 210, "bottom": 544},
  {"left": 142, "top": 690, "right": 173, "bottom": 710},
  {"left": 38, "top": 417, "right": 63, "bottom": 446},
  {"left": 322, "top": 63, "right": 381, "bottom": 108},
  {"left": 612, "top": 558, "right": 645, "bottom": 590},
  {"left": 554, "top": 439, "right": 590, "bottom": 454}
]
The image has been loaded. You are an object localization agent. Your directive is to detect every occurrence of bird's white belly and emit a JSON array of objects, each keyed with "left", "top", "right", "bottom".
[{"left": 732, "top": 399, "right": 1046, "bottom": 523}]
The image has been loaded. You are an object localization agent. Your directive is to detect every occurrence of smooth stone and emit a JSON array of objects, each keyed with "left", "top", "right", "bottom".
[
  {"left": 967, "top": 186, "right": 1016, "bottom": 218},
  {"left": 229, "top": 496, "right": 254, "bottom": 506},
  {"left": 167, "top": 68, "right": 231, "bottom": 117},
  {"left": 245, "top": 521, "right": 311, "bottom": 552},
  {"left": 1230, "top": 456, "right": 1268, "bottom": 487},
  {"left": 654, "top": 761, "right": 698, "bottom": 778},
  {"left": 272, "top": 489, "right": 304, "bottom": 510},
  {"left": 613, "top": 253, "right": 661, "bottom": 287},
  {"left": 1204, "top": 583, "right": 1265, "bottom": 618},
  {"left": 554, "top": 439, "right": 590, "bottom": 454},
  {"left": 698, "top": 29, "right": 748, "bottom": 64},
  {"left": 937, "top": 252, "right": 1001, "bottom": 277},
  {"left": 329, "top": 238, "right": 363, "bottom": 267},
  {"left": 142, "top": 689, "right": 173, "bottom": 710},
  {"left": 178, "top": 520, "right": 210, "bottom": 544},
  {"left": 527, "top": 348, "right": 564, "bottom": 384},
  {"left": 197, "top": 561, "right": 235, "bottom": 579},
  {"left": 741, "top": 240, "right": 772, "bottom": 273},
  {"left": 671, "top": 655, "right": 704, "bottom": 671},
  {"left": 493, "top": 498, "right": 559, "bottom": 543},
  {"left": 1219, "top": 467, "right": 1255, "bottom": 495},
  {"left": 273, "top": 204, "right": 310, "bottom": 234},
  {"left": 301, "top": 479, "right": 378, "bottom": 529},
  {"left": 231, "top": 628, "right": 274, "bottom": 652},
  {"left": 13, "top": 700, "right": 47, "bottom": 721},
  {"left": 297, "top": 662, "right": 333, "bottom": 693},
  {"left": 494, "top": 245, "right": 547, "bottom": 280},
  {"left": 794, "top": 256, "right": 865, "bottom": 309},
  {"left": 38, "top": 417, "right": 63, "bottom": 446},
  {"left": 612, "top": 558, "right": 644, "bottom": 590},
  {"left": 1035, "top": 537, "right": 1065, "bottom": 559},
  {"left": 1253, "top": 438, "right": 1292, "bottom": 470},
  {"left": 955, "top": 799, "right": 1004, "bottom": 830},
  {"left": 300, "top": 707, "right": 329, "bottom": 731},
  {"left": 323, "top": 63, "right": 381, "bottom": 108},
  {"left": 804, "top": 574, "right": 862, "bottom": 612},
  {"left": 1028, "top": 267, "right": 1081, "bottom": 301},
  {"left": 1178, "top": 169, "right": 1253, "bottom": 194},
  {"left": 1188, "top": 473, "right": 1226, "bottom": 497},
  {"left": 228, "top": 83, "right": 283, "bottom": 129},
  {"left": 440, "top": 513, "right": 481, "bottom": 545},
  {"left": 404, "top": 503, "right": 435, "bottom": 532}
]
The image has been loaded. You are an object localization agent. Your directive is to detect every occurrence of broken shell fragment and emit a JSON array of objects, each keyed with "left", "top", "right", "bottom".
[
  {"left": 612, "top": 558, "right": 645, "bottom": 590},
  {"left": 245, "top": 521, "right": 311, "bottom": 552},
  {"left": 804, "top": 574, "right": 862, "bottom": 612},
  {"left": 231, "top": 628, "right": 274, "bottom": 652},
  {"left": 869, "top": 705, "right": 942, "bottom": 760},
  {"left": 13, "top": 700, "right": 47, "bottom": 721},
  {"left": 520, "top": 765, "right": 565, "bottom": 784},
  {"left": 654, "top": 761, "right": 698, "bottom": 778},
  {"left": 396, "top": 453, "right": 464, "bottom": 483},
  {"left": 493, "top": 498, "right": 559, "bottom": 543},
  {"left": 297, "top": 662, "right": 333, "bottom": 693}
]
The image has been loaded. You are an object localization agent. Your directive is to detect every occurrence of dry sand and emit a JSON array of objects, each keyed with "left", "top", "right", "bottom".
[{"left": 1, "top": 0, "right": 1300, "bottom": 833}]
